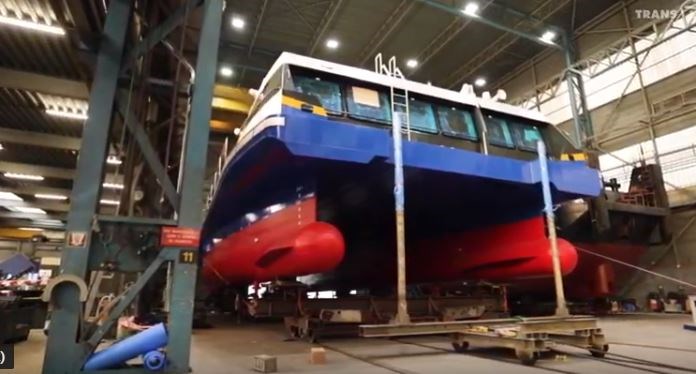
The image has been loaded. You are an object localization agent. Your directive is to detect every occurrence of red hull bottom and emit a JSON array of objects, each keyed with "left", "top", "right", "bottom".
[
  {"left": 202, "top": 197, "right": 578, "bottom": 289},
  {"left": 511, "top": 243, "right": 646, "bottom": 300}
]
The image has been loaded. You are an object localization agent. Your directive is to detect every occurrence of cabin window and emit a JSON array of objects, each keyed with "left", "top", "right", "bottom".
[
  {"left": 407, "top": 98, "right": 438, "bottom": 133},
  {"left": 510, "top": 122, "right": 543, "bottom": 151},
  {"left": 292, "top": 75, "right": 343, "bottom": 113},
  {"left": 436, "top": 106, "right": 478, "bottom": 140},
  {"left": 346, "top": 86, "right": 391, "bottom": 123},
  {"left": 484, "top": 115, "right": 514, "bottom": 148}
]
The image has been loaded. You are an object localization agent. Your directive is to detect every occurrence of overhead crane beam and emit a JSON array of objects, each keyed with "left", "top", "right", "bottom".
[
  {"left": 0, "top": 128, "right": 82, "bottom": 151},
  {"left": 0, "top": 67, "right": 89, "bottom": 99}
]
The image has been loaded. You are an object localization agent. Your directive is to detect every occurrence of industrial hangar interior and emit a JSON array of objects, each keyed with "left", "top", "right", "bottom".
[{"left": 1, "top": 0, "right": 696, "bottom": 373}]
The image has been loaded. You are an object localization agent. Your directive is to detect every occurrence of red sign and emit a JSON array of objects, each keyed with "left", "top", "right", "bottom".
[{"left": 161, "top": 227, "right": 200, "bottom": 247}]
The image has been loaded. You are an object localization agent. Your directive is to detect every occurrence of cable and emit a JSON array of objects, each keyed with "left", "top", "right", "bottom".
[{"left": 575, "top": 245, "right": 696, "bottom": 289}]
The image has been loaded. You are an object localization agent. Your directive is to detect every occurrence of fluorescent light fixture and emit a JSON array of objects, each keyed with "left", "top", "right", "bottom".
[
  {"left": 462, "top": 2, "right": 479, "bottom": 16},
  {"left": 106, "top": 155, "right": 122, "bottom": 165},
  {"left": 0, "top": 143, "right": 3, "bottom": 150},
  {"left": 0, "top": 192, "right": 23, "bottom": 201},
  {"left": 474, "top": 77, "right": 487, "bottom": 87},
  {"left": 406, "top": 59, "right": 418, "bottom": 68},
  {"left": 325, "top": 39, "right": 339, "bottom": 49},
  {"left": 231, "top": 16, "right": 245, "bottom": 30},
  {"left": 0, "top": 15, "right": 65, "bottom": 35},
  {"left": 540, "top": 30, "right": 557, "bottom": 44},
  {"left": 35, "top": 193, "right": 68, "bottom": 201},
  {"left": 45, "top": 108, "right": 88, "bottom": 120},
  {"left": 3, "top": 172, "right": 44, "bottom": 181},
  {"left": 102, "top": 182, "right": 124, "bottom": 190},
  {"left": 19, "top": 227, "right": 43, "bottom": 231},
  {"left": 100, "top": 199, "right": 120, "bottom": 206},
  {"left": 9, "top": 207, "right": 47, "bottom": 214},
  {"left": 219, "top": 66, "right": 234, "bottom": 77}
]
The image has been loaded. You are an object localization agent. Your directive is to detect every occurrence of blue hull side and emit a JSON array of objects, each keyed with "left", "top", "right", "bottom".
[{"left": 202, "top": 107, "right": 601, "bottom": 251}]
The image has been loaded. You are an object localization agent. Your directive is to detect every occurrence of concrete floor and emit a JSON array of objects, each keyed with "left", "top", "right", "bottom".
[{"left": 8, "top": 313, "right": 696, "bottom": 373}]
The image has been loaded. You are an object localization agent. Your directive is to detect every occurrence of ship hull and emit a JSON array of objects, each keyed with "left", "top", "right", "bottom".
[{"left": 202, "top": 106, "right": 601, "bottom": 289}]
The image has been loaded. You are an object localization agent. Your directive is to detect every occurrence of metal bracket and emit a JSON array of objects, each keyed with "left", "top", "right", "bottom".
[{"left": 41, "top": 274, "right": 89, "bottom": 303}]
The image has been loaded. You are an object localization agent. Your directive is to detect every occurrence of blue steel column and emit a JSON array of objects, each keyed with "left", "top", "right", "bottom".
[
  {"left": 167, "top": 0, "right": 223, "bottom": 371},
  {"left": 42, "top": 1, "right": 132, "bottom": 373}
]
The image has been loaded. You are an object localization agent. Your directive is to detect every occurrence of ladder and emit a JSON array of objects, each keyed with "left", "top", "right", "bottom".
[
  {"left": 374, "top": 54, "right": 411, "bottom": 141},
  {"left": 206, "top": 136, "right": 230, "bottom": 209}
]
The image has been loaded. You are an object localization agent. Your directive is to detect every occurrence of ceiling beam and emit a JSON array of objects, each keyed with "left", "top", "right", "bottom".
[
  {"left": 307, "top": 0, "right": 345, "bottom": 56},
  {"left": 0, "top": 222, "right": 65, "bottom": 231},
  {"left": 0, "top": 199, "right": 70, "bottom": 212},
  {"left": 411, "top": 0, "right": 495, "bottom": 75},
  {"left": 248, "top": 0, "right": 269, "bottom": 57},
  {"left": 442, "top": 0, "right": 569, "bottom": 89},
  {"left": 0, "top": 128, "right": 82, "bottom": 151},
  {"left": 0, "top": 211, "right": 66, "bottom": 220},
  {"left": 0, "top": 161, "right": 75, "bottom": 179},
  {"left": 0, "top": 67, "right": 88, "bottom": 99},
  {"left": 0, "top": 185, "right": 71, "bottom": 196},
  {"left": 357, "top": 0, "right": 416, "bottom": 66}
]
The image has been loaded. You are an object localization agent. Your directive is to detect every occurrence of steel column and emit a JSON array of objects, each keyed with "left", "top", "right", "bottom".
[
  {"left": 561, "top": 31, "right": 594, "bottom": 148},
  {"left": 167, "top": 0, "right": 224, "bottom": 371},
  {"left": 121, "top": 0, "right": 201, "bottom": 73},
  {"left": 116, "top": 96, "right": 180, "bottom": 210},
  {"left": 42, "top": 1, "right": 133, "bottom": 372}
]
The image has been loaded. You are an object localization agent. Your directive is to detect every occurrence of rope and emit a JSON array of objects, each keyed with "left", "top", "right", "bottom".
[{"left": 574, "top": 245, "right": 696, "bottom": 289}]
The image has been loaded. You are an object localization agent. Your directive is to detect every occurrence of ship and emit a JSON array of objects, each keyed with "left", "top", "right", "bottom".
[{"left": 199, "top": 53, "right": 602, "bottom": 295}]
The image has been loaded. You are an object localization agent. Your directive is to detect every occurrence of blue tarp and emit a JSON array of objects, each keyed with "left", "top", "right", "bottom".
[{"left": 0, "top": 253, "right": 38, "bottom": 278}]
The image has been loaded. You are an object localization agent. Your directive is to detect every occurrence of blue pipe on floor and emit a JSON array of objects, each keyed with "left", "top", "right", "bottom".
[
  {"left": 83, "top": 323, "right": 168, "bottom": 371},
  {"left": 143, "top": 350, "right": 166, "bottom": 371}
]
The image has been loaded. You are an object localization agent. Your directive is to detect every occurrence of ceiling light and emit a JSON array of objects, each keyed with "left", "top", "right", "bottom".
[
  {"left": 102, "top": 182, "right": 124, "bottom": 190},
  {"left": 0, "top": 15, "right": 65, "bottom": 35},
  {"left": 540, "top": 30, "right": 557, "bottom": 44},
  {"left": 3, "top": 172, "right": 44, "bottom": 181},
  {"left": 106, "top": 155, "right": 122, "bottom": 165},
  {"left": 35, "top": 194, "right": 68, "bottom": 201},
  {"left": 0, "top": 143, "right": 3, "bottom": 150},
  {"left": 9, "top": 207, "right": 47, "bottom": 214},
  {"left": 474, "top": 77, "right": 487, "bottom": 87},
  {"left": 462, "top": 2, "right": 479, "bottom": 17},
  {"left": 45, "top": 108, "right": 88, "bottom": 120},
  {"left": 406, "top": 59, "right": 418, "bottom": 68},
  {"left": 19, "top": 227, "right": 44, "bottom": 231},
  {"left": 219, "top": 66, "right": 234, "bottom": 77},
  {"left": 100, "top": 199, "right": 120, "bottom": 206},
  {"left": 326, "top": 39, "right": 339, "bottom": 49},
  {"left": 231, "top": 16, "right": 245, "bottom": 30},
  {"left": 0, "top": 192, "right": 23, "bottom": 201},
  {"left": 233, "top": 127, "right": 241, "bottom": 136}
]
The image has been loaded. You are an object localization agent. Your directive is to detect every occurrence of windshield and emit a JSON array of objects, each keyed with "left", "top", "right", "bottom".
[
  {"left": 345, "top": 85, "right": 391, "bottom": 123},
  {"left": 292, "top": 75, "right": 343, "bottom": 114},
  {"left": 436, "top": 105, "right": 478, "bottom": 140},
  {"left": 407, "top": 98, "right": 438, "bottom": 133},
  {"left": 484, "top": 113, "right": 544, "bottom": 151}
]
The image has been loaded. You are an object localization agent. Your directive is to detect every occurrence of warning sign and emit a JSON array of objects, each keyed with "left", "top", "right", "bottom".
[
  {"left": 67, "top": 231, "right": 88, "bottom": 247},
  {"left": 161, "top": 227, "right": 200, "bottom": 248}
]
